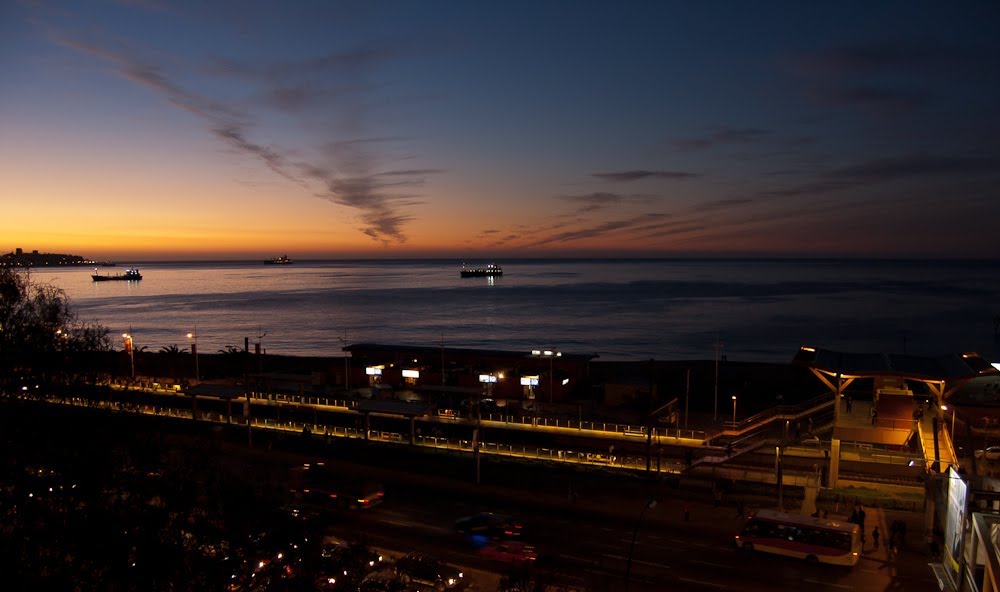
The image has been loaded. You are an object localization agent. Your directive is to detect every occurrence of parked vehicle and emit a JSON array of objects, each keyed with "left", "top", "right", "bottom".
[
  {"left": 975, "top": 446, "right": 1000, "bottom": 460},
  {"left": 315, "top": 538, "right": 384, "bottom": 590},
  {"left": 395, "top": 552, "right": 464, "bottom": 590},
  {"left": 359, "top": 569, "right": 410, "bottom": 592}
]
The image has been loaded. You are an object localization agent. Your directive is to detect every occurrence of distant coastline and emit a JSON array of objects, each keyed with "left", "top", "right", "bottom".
[{"left": 1, "top": 248, "right": 114, "bottom": 268}]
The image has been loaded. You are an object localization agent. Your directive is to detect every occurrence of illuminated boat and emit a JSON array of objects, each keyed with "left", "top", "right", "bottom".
[
  {"left": 92, "top": 268, "right": 142, "bottom": 282},
  {"left": 460, "top": 263, "right": 503, "bottom": 277},
  {"left": 267, "top": 255, "right": 294, "bottom": 264}
]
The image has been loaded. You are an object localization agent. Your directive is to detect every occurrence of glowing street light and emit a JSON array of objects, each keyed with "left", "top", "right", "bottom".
[
  {"left": 186, "top": 328, "right": 199, "bottom": 381},
  {"left": 941, "top": 405, "right": 957, "bottom": 441},
  {"left": 531, "top": 349, "right": 562, "bottom": 403},
  {"left": 122, "top": 331, "right": 135, "bottom": 379}
]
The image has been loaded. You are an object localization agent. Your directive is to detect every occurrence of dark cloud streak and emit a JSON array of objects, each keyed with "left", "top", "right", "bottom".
[
  {"left": 591, "top": 170, "right": 700, "bottom": 182},
  {"left": 675, "top": 127, "right": 769, "bottom": 151}
]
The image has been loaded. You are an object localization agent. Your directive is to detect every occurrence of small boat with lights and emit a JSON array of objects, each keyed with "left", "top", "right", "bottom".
[
  {"left": 460, "top": 263, "right": 503, "bottom": 278},
  {"left": 267, "top": 255, "right": 294, "bottom": 265},
  {"left": 92, "top": 268, "right": 142, "bottom": 282}
]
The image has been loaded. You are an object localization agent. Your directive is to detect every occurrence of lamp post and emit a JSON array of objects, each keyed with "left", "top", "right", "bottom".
[
  {"left": 942, "top": 405, "right": 956, "bottom": 441},
  {"left": 186, "top": 328, "right": 199, "bottom": 381},
  {"left": 732, "top": 395, "right": 737, "bottom": 425},
  {"left": 532, "top": 349, "right": 561, "bottom": 404},
  {"left": 122, "top": 331, "right": 135, "bottom": 380},
  {"left": 256, "top": 327, "right": 267, "bottom": 387},
  {"left": 339, "top": 328, "right": 350, "bottom": 392},
  {"left": 713, "top": 334, "right": 723, "bottom": 421},
  {"left": 625, "top": 499, "right": 657, "bottom": 592}
]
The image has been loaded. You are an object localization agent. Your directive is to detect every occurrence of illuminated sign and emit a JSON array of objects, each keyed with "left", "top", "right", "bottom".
[
  {"left": 479, "top": 374, "right": 497, "bottom": 383},
  {"left": 520, "top": 376, "right": 539, "bottom": 386},
  {"left": 402, "top": 369, "right": 419, "bottom": 378},
  {"left": 365, "top": 367, "right": 383, "bottom": 376}
]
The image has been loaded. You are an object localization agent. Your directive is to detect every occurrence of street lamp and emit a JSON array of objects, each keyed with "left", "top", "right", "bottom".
[
  {"left": 338, "top": 329, "right": 350, "bottom": 392},
  {"left": 186, "top": 328, "right": 199, "bottom": 381},
  {"left": 625, "top": 498, "right": 657, "bottom": 592},
  {"left": 732, "top": 395, "right": 737, "bottom": 425},
  {"left": 122, "top": 331, "right": 135, "bottom": 380},
  {"left": 942, "top": 405, "right": 956, "bottom": 441},
  {"left": 714, "top": 335, "right": 723, "bottom": 421},
  {"left": 531, "top": 349, "right": 561, "bottom": 404}
]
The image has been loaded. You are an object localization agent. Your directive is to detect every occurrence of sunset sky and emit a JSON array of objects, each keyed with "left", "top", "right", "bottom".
[{"left": 2, "top": 1, "right": 999, "bottom": 260}]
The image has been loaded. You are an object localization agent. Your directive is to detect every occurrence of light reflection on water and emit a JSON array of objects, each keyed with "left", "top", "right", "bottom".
[{"left": 25, "top": 259, "right": 1000, "bottom": 362}]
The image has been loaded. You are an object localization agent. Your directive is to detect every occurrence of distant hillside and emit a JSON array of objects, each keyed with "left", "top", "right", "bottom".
[{"left": 0, "top": 248, "right": 110, "bottom": 267}]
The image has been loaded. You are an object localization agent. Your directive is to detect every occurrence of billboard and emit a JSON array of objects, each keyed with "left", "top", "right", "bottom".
[{"left": 945, "top": 466, "right": 967, "bottom": 577}]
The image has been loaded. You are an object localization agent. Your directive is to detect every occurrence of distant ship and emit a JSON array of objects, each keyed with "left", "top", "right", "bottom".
[
  {"left": 267, "top": 255, "right": 294, "bottom": 265},
  {"left": 460, "top": 263, "right": 503, "bottom": 277},
  {"left": 92, "top": 268, "right": 142, "bottom": 282}
]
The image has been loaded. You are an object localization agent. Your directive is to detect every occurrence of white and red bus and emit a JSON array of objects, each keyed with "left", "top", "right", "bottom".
[{"left": 735, "top": 509, "right": 861, "bottom": 566}]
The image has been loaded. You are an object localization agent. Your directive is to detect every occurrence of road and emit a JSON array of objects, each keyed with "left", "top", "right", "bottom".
[{"left": 220, "top": 435, "right": 940, "bottom": 592}]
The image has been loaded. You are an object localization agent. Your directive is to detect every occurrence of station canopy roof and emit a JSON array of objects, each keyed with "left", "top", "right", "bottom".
[{"left": 793, "top": 347, "right": 997, "bottom": 381}]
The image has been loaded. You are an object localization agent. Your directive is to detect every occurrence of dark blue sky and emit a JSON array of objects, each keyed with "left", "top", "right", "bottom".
[{"left": 2, "top": 1, "right": 998, "bottom": 259}]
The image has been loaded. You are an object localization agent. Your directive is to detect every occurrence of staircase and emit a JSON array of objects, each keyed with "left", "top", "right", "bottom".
[{"left": 917, "top": 413, "right": 958, "bottom": 472}]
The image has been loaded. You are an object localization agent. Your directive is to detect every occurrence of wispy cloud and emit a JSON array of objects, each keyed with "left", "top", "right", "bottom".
[
  {"left": 54, "top": 35, "right": 432, "bottom": 243},
  {"left": 591, "top": 170, "right": 700, "bottom": 182},
  {"left": 826, "top": 155, "right": 999, "bottom": 182},
  {"left": 825, "top": 85, "right": 930, "bottom": 111},
  {"left": 694, "top": 198, "right": 754, "bottom": 212},
  {"left": 802, "top": 42, "right": 974, "bottom": 74},
  {"left": 675, "top": 127, "right": 769, "bottom": 151}
]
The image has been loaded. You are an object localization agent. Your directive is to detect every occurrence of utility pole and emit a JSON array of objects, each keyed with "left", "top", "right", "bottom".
[
  {"left": 256, "top": 327, "right": 267, "bottom": 391},
  {"left": 340, "top": 328, "right": 349, "bottom": 392},
  {"left": 775, "top": 445, "right": 783, "bottom": 511},
  {"left": 714, "top": 334, "right": 722, "bottom": 421},
  {"left": 685, "top": 368, "right": 690, "bottom": 429}
]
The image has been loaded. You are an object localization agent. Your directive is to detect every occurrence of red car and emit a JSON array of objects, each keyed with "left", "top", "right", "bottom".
[{"left": 477, "top": 541, "right": 538, "bottom": 565}]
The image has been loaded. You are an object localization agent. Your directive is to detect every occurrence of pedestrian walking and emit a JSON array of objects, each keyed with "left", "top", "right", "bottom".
[
  {"left": 808, "top": 417, "right": 814, "bottom": 434},
  {"left": 888, "top": 533, "right": 897, "bottom": 557},
  {"left": 735, "top": 499, "right": 745, "bottom": 519},
  {"left": 684, "top": 505, "right": 690, "bottom": 522},
  {"left": 846, "top": 394, "right": 853, "bottom": 414},
  {"left": 871, "top": 407, "right": 878, "bottom": 425},
  {"left": 872, "top": 526, "right": 880, "bottom": 550}
]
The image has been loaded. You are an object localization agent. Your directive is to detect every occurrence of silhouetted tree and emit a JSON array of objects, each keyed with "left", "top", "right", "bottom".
[
  {"left": 1, "top": 268, "right": 112, "bottom": 385},
  {"left": 1, "top": 267, "right": 111, "bottom": 353}
]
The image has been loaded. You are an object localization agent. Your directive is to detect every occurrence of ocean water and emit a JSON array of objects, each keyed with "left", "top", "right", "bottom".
[{"left": 26, "top": 259, "right": 1000, "bottom": 363}]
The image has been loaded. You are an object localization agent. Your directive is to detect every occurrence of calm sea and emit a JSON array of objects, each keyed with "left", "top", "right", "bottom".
[{"left": 26, "top": 259, "right": 1000, "bottom": 363}]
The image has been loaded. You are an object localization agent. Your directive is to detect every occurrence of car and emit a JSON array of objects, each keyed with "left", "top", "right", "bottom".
[
  {"left": 455, "top": 512, "right": 523, "bottom": 543},
  {"left": 316, "top": 539, "right": 384, "bottom": 590},
  {"left": 395, "top": 552, "right": 464, "bottom": 590},
  {"left": 291, "top": 463, "right": 385, "bottom": 510},
  {"left": 975, "top": 446, "right": 1000, "bottom": 460},
  {"left": 359, "top": 569, "right": 410, "bottom": 592},
  {"left": 477, "top": 541, "right": 538, "bottom": 565}
]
